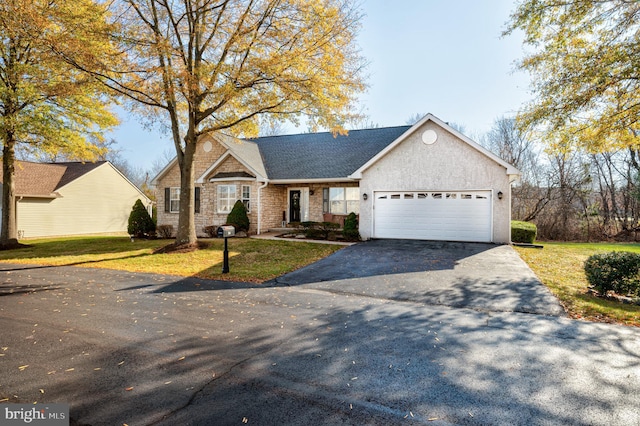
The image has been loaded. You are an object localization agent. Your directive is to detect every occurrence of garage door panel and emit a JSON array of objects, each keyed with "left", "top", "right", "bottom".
[{"left": 373, "top": 191, "right": 492, "bottom": 242}]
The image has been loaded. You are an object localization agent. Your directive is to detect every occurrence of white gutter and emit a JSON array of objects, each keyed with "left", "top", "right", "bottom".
[
  {"left": 257, "top": 180, "right": 269, "bottom": 235},
  {"left": 268, "top": 177, "right": 357, "bottom": 184}
]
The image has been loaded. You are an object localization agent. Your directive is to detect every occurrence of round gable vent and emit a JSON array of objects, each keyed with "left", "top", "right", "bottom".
[
  {"left": 203, "top": 141, "right": 213, "bottom": 152},
  {"left": 422, "top": 129, "right": 438, "bottom": 145}
]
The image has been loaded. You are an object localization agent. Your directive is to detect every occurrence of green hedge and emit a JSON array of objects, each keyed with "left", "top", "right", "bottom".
[
  {"left": 511, "top": 221, "right": 537, "bottom": 244},
  {"left": 584, "top": 251, "right": 640, "bottom": 297}
]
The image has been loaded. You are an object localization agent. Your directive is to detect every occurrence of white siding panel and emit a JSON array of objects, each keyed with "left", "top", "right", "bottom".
[{"left": 373, "top": 191, "right": 492, "bottom": 242}]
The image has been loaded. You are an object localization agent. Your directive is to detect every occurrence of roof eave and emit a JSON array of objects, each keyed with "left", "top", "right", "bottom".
[
  {"left": 268, "top": 177, "right": 358, "bottom": 184},
  {"left": 352, "top": 113, "right": 521, "bottom": 178}
]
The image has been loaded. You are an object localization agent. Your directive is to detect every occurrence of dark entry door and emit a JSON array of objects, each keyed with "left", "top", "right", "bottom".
[{"left": 289, "top": 190, "right": 301, "bottom": 222}]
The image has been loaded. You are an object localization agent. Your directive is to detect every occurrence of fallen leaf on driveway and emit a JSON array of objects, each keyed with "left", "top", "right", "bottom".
[
  {"left": 125, "top": 387, "right": 134, "bottom": 391},
  {"left": 18, "top": 365, "right": 28, "bottom": 371}
]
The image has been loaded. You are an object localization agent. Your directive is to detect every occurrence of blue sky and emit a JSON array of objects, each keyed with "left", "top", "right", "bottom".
[{"left": 108, "top": 0, "right": 531, "bottom": 171}]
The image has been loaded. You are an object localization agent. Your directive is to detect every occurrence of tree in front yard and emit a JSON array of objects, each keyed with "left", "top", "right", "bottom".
[
  {"left": 128, "top": 199, "right": 156, "bottom": 238},
  {"left": 90, "top": 0, "right": 366, "bottom": 247},
  {"left": 506, "top": 1, "right": 640, "bottom": 151},
  {"left": 0, "top": 0, "right": 118, "bottom": 248}
]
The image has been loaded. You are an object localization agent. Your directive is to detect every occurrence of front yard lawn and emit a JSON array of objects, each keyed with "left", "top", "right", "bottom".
[
  {"left": 0, "top": 236, "right": 343, "bottom": 283},
  {"left": 515, "top": 242, "right": 640, "bottom": 327}
]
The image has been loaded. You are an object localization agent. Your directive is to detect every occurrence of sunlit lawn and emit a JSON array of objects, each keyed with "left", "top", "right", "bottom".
[
  {"left": 0, "top": 236, "right": 343, "bottom": 283},
  {"left": 515, "top": 242, "right": 640, "bottom": 327}
]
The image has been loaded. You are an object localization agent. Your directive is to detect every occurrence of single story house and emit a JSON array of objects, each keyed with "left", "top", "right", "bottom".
[
  {"left": 0, "top": 161, "right": 152, "bottom": 239},
  {"left": 153, "top": 114, "right": 520, "bottom": 243}
]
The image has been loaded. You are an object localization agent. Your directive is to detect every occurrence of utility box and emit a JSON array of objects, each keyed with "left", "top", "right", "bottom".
[{"left": 217, "top": 225, "right": 235, "bottom": 238}]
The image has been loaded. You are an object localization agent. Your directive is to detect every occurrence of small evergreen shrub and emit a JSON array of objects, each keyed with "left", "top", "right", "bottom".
[
  {"left": 156, "top": 224, "right": 174, "bottom": 239},
  {"left": 511, "top": 220, "right": 537, "bottom": 243},
  {"left": 226, "top": 200, "right": 250, "bottom": 232},
  {"left": 584, "top": 251, "right": 640, "bottom": 296},
  {"left": 128, "top": 199, "right": 156, "bottom": 238},
  {"left": 342, "top": 212, "right": 360, "bottom": 241}
]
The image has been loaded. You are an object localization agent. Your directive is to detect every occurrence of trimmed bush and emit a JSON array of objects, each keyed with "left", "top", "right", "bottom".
[
  {"left": 226, "top": 200, "right": 250, "bottom": 232},
  {"left": 128, "top": 199, "right": 156, "bottom": 238},
  {"left": 584, "top": 251, "right": 640, "bottom": 296},
  {"left": 343, "top": 212, "right": 360, "bottom": 241},
  {"left": 511, "top": 220, "right": 537, "bottom": 243},
  {"left": 156, "top": 224, "right": 174, "bottom": 239},
  {"left": 297, "top": 221, "right": 339, "bottom": 239}
]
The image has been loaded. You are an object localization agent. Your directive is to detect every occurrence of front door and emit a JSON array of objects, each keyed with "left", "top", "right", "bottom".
[{"left": 289, "top": 190, "right": 301, "bottom": 222}]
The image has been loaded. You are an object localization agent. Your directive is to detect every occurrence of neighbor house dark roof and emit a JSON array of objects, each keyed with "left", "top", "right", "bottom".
[
  {"left": 0, "top": 161, "right": 107, "bottom": 197},
  {"left": 250, "top": 126, "right": 412, "bottom": 180}
]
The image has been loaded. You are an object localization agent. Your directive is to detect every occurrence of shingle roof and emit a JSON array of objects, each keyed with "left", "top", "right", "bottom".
[
  {"left": 0, "top": 160, "right": 106, "bottom": 197},
  {"left": 51, "top": 161, "right": 106, "bottom": 189},
  {"left": 250, "top": 126, "right": 411, "bottom": 180}
]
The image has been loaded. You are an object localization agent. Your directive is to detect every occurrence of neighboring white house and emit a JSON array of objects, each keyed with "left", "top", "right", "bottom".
[
  {"left": 0, "top": 161, "right": 152, "bottom": 239},
  {"left": 153, "top": 114, "right": 521, "bottom": 243}
]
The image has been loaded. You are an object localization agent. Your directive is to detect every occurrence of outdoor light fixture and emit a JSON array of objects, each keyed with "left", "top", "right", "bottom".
[
  {"left": 363, "top": 193, "right": 368, "bottom": 201},
  {"left": 497, "top": 191, "right": 503, "bottom": 200}
]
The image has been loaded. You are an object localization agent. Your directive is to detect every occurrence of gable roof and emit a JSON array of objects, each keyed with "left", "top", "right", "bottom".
[
  {"left": 350, "top": 113, "right": 521, "bottom": 179},
  {"left": 251, "top": 126, "right": 411, "bottom": 181},
  {"left": 0, "top": 160, "right": 149, "bottom": 200}
]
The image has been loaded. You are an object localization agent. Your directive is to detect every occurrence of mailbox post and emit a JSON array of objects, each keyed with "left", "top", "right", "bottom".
[{"left": 216, "top": 226, "right": 235, "bottom": 273}]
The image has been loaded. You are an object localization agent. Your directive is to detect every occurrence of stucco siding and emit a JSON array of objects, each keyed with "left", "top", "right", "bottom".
[
  {"left": 17, "top": 164, "right": 149, "bottom": 238},
  {"left": 358, "top": 121, "right": 512, "bottom": 243}
]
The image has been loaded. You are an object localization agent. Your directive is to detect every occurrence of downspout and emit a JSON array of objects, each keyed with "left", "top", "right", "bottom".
[{"left": 257, "top": 180, "right": 269, "bottom": 235}]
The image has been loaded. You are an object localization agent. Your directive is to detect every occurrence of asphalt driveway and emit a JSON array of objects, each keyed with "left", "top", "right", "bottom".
[
  {"left": 2, "top": 240, "right": 639, "bottom": 425},
  {"left": 273, "top": 240, "right": 565, "bottom": 317}
]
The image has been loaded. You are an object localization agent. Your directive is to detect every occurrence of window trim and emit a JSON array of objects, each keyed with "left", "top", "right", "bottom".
[
  {"left": 169, "top": 187, "right": 180, "bottom": 213},
  {"left": 241, "top": 185, "right": 251, "bottom": 213},
  {"left": 327, "top": 187, "right": 359, "bottom": 215},
  {"left": 217, "top": 184, "right": 237, "bottom": 214}
]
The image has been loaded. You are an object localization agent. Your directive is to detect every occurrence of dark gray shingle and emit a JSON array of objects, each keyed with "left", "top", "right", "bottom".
[{"left": 251, "top": 126, "right": 411, "bottom": 180}]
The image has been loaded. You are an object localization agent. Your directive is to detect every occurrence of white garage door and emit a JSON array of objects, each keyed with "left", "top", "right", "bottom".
[{"left": 373, "top": 190, "right": 492, "bottom": 242}]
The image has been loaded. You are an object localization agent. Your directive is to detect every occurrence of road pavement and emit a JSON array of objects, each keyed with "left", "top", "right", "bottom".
[{"left": 0, "top": 241, "right": 638, "bottom": 425}]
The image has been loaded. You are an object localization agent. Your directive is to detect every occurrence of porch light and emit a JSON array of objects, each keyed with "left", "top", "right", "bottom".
[
  {"left": 497, "top": 191, "right": 503, "bottom": 200},
  {"left": 363, "top": 193, "right": 368, "bottom": 201}
]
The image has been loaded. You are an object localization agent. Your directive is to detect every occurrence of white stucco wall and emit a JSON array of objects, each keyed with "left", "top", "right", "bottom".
[{"left": 358, "top": 120, "right": 513, "bottom": 243}]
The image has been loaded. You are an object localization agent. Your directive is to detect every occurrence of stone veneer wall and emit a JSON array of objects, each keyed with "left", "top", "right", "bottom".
[{"left": 155, "top": 134, "right": 362, "bottom": 236}]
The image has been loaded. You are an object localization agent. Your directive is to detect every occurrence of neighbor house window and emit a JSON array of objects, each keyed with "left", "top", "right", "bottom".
[
  {"left": 327, "top": 187, "right": 359, "bottom": 214},
  {"left": 170, "top": 187, "right": 180, "bottom": 213},
  {"left": 241, "top": 185, "right": 251, "bottom": 212},
  {"left": 217, "top": 184, "right": 237, "bottom": 213}
]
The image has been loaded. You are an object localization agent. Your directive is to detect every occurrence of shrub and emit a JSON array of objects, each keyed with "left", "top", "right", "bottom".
[
  {"left": 128, "top": 199, "right": 156, "bottom": 238},
  {"left": 156, "top": 224, "right": 174, "bottom": 239},
  {"left": 203, "top": 226, "right": 217, "bottom": 238},
  {"left": 343, "top": 212, "right": 360, "bottom": 241},
  {"left": 584, "top": 251, "right": 640, "bottom": 296},
  {"left": 226, "top": 200, "right": 250, "bottom": 232},
  {"left": 511, "top": 220, "right": 537, "bottom": 243}
]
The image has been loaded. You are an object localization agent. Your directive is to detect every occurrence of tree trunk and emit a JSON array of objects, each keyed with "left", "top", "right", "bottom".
[
  {"left": 174, "top": 139, "right": 197, "bottom": 246},
  {"left": 1, "top": 137, "right": 19, "bottom": 248}
]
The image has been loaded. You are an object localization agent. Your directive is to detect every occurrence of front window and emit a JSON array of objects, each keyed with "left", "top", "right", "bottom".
[
  {"left": 329, "top": 187, "right": 359, "bottom": 214},
  {"left": 217, "top": 185, "right": 237, "bottom": 213},
  {"left": 242, "top": 185, "right": 251, "bottom": 212},
  {"left": 170, "top": 188, "right": 180, "bottom": 213}
]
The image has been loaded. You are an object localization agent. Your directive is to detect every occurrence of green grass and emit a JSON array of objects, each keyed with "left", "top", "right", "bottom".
[
  {"left": 0, "top": 236, "right": 343, "bottom": 283},
  {"left": 515, "top": 242, "right": 640, "bottom": 326}
]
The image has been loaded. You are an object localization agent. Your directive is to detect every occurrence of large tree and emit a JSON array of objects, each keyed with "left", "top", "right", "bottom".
[
  {"left": 506, "top": 0, "right": 640, "bottom": 151},
  {"left": 86, "top": 0, "right": 366, "bottom": 247},
  {"left": 0, "top": 0, "right": 118, "bottom": 247}
]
